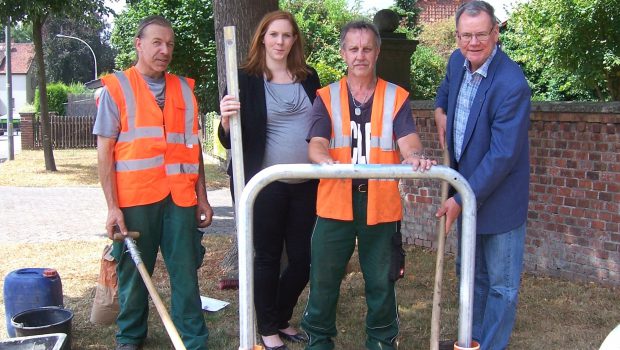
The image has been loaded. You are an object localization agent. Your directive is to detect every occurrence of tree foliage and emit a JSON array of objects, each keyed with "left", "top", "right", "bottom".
[
  {"left": 0, "top": 0, "right": 110, "bottom": 171},
  {"left": 502, "top": 0, "right": 620, "bottom": 101},
  {"left": 0, "top": 23, "right": 33, "bottom": 43},
  {"left": 281, "top": 0, "right": 365, "bottom": 84},
  {"left": 45, "top": 15, "right": 116, "bottom": 84},
  {"left": 111, "top": 0, "right": 217, "bottom": 111},
  {"left": 391, "top": 0, "right": 422, "bottom": 38}
]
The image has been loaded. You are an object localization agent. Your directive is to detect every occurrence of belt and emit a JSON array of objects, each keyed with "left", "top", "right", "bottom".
[{"left": 355, "top": 183, "right": 368, "bottom": 193}]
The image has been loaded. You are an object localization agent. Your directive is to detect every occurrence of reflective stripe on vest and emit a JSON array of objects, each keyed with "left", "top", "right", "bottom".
[
  {"left": 114, "top": 72, "right": 198, "bottom": 146},
  {"left": 166, "top": 163, "right": 200, "bottom": 175},
  {"left": 177, "top": 77, "right": 199, "bottom": 145},
  {"left": 369, "top": 82, "right": 397, "bottom": 151},
  {"left": 116, "top": 155, "right": 164, "bottom": 172},
  {"left": 114, "top": 72, "right": 164, "bottom": 143},
  {"left": 327, "top": 82, "right": 351, "bottom": 148},
  {"left": 327, "top": 80, "right": 397, "bottom": 156},
  {"left": 112, "top": 71, "right": 199, "bottom": 174}
]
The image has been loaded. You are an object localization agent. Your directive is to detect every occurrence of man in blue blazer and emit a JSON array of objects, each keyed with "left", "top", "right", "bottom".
[{"left": 434, "top": 1, "right": 531, "bottom": 349}]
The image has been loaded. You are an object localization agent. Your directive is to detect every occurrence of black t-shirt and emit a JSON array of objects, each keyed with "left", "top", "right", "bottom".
[{"left": 307, "top": 88, "right": 416, "bottom": 186}]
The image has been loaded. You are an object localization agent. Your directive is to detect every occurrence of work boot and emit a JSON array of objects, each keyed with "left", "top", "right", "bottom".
[{"left": 115, "top": 343, "right": 141, "bottom": 350}]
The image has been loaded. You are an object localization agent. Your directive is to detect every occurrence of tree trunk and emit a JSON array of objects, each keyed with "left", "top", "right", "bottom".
[
  {"left": 213, "top": 0, "right": 278, "bottom": 97},
  {"left": 212, "top": 0, "right": 278, "bottom": 275},
  {"left": 33, "top": 15, "right": 56, "bottom": 171}
]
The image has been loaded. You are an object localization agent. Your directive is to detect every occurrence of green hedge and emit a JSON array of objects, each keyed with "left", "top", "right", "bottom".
[
  {"left": 410, "top": 45, "right": 447, "bottom": 100},
  {"left": 34, "top": 82, "right": 87, "bottom": 116}
]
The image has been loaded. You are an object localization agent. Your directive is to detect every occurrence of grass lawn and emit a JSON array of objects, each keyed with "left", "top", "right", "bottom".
[
  {"left": 0, "top": 149, "right": 228, "bottom": 189},
  {"left": 0, "top": 149, "right": 618, "bottom": 349},
  {"left": 0, "top": 237, "right": 618, "bottom": 349}
]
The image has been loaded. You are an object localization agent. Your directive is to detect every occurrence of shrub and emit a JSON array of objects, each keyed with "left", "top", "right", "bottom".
[
  {"left": 34, "top": 82, "right": 70, "bottom": 115},
  {"left": 410, "top": 45, "right": 446, "bottom": 100},
  {"left": 313, "top": 61, "right": 345, "bottom": 86},
  {"left": 68, "top": 82, "right": 88, "bottom": 94},
  {"left": 418, "top": 18, "right": 457, "bottom": 60}
]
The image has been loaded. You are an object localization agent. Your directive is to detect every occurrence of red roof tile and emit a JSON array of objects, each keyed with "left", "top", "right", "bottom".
[{"left": 0, "top": 43, "right": 35, "bottom": 75}]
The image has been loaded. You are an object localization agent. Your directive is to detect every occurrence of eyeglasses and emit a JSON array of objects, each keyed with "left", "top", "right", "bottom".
[{"left": 457, "top": 26, "right": 495, "bottom": 43}]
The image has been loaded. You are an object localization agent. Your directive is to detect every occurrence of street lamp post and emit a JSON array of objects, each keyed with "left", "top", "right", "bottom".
[{"left": 56, "top": 34, "right": 98, "bottom": 81}]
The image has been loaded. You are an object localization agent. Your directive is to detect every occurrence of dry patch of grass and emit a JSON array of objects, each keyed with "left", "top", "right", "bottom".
[
  {"left": 0, "top": 149, "right": 228, "bottom": 189},
  {"left": 0, "top": 237, "right": 617, "bottom": 349},
  {"left": 0, "top": 150, "right": 100, "bottom": 187}
]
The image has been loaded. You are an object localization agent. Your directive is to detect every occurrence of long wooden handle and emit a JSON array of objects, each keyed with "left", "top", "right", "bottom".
[
  {"left": 124, "top": 238, "right": 187, "bottom": 350},
  {"left": 431, "top": 149, "right": 451, "bottom": 350}
]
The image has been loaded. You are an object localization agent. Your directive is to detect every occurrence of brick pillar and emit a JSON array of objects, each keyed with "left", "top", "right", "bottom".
[{"left": 19, "top": 112, "right": 36, "bottom": 150}]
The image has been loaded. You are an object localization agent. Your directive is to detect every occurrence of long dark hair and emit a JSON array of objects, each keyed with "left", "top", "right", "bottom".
[{"left": 241, "top": 10, "right": 310, "bottom": 81}]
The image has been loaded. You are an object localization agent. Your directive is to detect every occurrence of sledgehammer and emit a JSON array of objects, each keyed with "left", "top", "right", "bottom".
[{"left": 113, "top": 231, "right": 187, "bottom": 350}]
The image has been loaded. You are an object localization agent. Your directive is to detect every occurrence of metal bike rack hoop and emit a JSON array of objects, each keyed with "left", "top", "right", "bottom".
[{"left": 236, "top": 164, "right": 477, "bottom": 350}]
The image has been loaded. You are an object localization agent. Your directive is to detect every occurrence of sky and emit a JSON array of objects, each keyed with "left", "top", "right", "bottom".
[
  {"left": 348, "top": 0, "right": 525, "bottom": 22},
  {"left": 105, "top": 0, "right": 525, "bottom": 26}
]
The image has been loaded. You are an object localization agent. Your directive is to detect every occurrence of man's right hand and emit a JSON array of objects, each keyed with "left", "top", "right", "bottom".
[
  {"left": 434, "top": 107, "right": 447, "bottom": 150},
  {"left": 106, "top": 207, "right": 128, "bottom": 240}
]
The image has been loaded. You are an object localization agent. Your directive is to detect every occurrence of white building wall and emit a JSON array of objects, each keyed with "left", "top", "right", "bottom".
[{"left": 0, "top": 74, "right": 31, "bottom": 115}]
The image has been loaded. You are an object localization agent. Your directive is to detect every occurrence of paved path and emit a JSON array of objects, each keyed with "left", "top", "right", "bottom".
[
  {"left": 0, "top": 133, "right": 21, "bottom": 164},
  {"left": 0, "top": 186, "right": 235, "bottom": 243}
]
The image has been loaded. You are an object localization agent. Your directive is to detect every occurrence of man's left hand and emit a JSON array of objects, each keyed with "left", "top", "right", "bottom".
[
  {"left": 435, "top": 197, "right": 461, "bottom": 233},
  {"left": 196, "top": 201, "right": 214, "bottom": 228},
  {"left": 402, "top": 154, "right": 436, "bottom": 172}
]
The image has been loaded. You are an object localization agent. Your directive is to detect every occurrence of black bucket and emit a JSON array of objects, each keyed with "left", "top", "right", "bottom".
[{"left": 11, "top": 307, "right": 73, "bottom": 350}]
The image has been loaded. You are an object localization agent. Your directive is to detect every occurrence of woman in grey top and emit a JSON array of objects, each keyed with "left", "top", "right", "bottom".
[{"left": 218, "top": 10, "right": 321, "bottom": 350}]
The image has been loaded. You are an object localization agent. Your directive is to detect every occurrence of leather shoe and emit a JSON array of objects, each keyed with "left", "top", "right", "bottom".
[
  {"left": 115, "top": 344, "right": 141, "bottom": 350},
  {"left": 438, "top": 340, "right": 455, "bottom": 350},
  {"left": 262, "top": 344, "right": 289, "bottom": 350},
  {"left": 278, "top": 330, "right": 308, "bottom": 343}
]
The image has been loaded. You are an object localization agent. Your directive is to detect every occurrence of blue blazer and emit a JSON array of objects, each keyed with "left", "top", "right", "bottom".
[{"left": 435, "top": 47, "right": 531, "bottom": 235}]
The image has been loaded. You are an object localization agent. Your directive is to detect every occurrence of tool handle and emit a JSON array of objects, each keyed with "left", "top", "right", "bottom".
[
  {"left": 123, "top": 238, "right": 187, "bottom": 350},
  {"left": 431, "top": 149, "right": 451, "bottom": 350},
  {"left": 112, "top": 231, "right": 140, "bottom": 241}
]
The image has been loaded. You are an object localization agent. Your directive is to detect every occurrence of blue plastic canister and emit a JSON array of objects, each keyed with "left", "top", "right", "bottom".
[{"left": 3, "top": 268, "right": 63, "bottom": 337}]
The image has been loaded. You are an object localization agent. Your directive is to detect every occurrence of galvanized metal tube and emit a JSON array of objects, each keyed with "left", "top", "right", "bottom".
[
  {"left": 223, "top": 26, "right": 245, "bottom": 211},
  {"left": 223, "top": 26, "right": 252, "bottom": 350},
  {"left": 237, "top": 164, "right": 477, "bottom": 349}
]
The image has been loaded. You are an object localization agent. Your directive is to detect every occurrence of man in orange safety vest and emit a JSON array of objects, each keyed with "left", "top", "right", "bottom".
[
  {"left": 301, "top": 20, "right": 435, "bottom": 350},
  {"left": 94, "top": 15, "right": 212, "bottom": 350}
]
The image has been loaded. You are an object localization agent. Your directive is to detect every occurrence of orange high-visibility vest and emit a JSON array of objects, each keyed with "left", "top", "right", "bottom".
[
  {"left": 101, "top": 66, "right": 200, "bottom": 208},
  {"left": 316, "top": 78, "right": 409, "bottom": 225}
]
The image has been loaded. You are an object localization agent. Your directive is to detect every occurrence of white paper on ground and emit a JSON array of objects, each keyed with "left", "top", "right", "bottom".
[{"left": 200, "top": 296, "right": 230, "bottom": 312}]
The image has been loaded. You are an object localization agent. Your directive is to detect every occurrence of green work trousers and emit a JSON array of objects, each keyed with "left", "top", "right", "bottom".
[
  {"left": 301, "top": 191, "right": 399, "bottom": 350},
  {"left": 112, "top": 195, "right": 208, "bottom": 350}
]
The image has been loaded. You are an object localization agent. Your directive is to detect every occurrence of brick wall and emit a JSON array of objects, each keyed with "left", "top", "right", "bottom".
[
  {"left": 19, "top": 112, "right": 35, "bottom": 150},
  {"left": 402, "top": 101, "right": 620, "bottom": 286},
  {"left": 416, "top": 0, "right": 464, "bottom": 24}
]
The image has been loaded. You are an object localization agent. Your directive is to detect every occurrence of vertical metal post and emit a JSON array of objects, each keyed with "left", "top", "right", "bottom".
[
  {"left": 5, "top": 21, "right": 15, "bottom": 160},
  {"left": 223, "top": 25, "right": 253, "bottom": 350},
  {"left": 236, "top": 164, "right": 477, "bottom": 349}
]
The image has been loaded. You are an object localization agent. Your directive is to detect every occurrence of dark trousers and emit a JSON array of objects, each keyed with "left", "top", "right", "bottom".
[
  {"left": 301, "top": 191, "right": 399, "bottom": 350},
  {"left": 253, "top": 180, "right": 318, "bottom": 336},
  {"left": 112, "top": 195, "right": 208, "bottom": 350}
]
